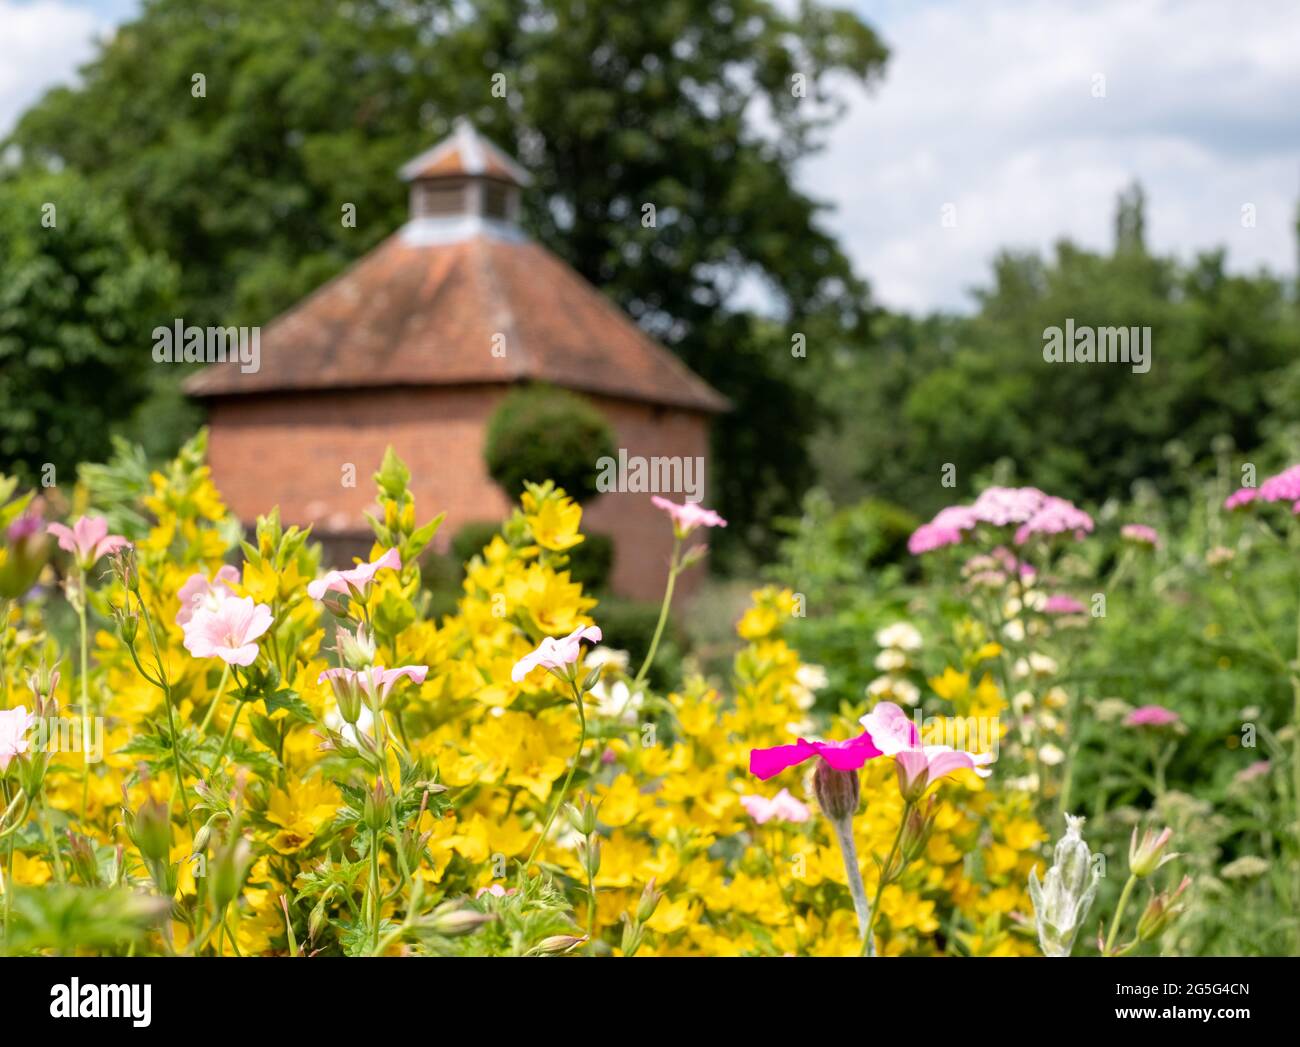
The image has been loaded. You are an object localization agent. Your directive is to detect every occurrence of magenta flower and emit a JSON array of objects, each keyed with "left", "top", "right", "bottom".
[
  {"left": 307, "top": 548, "right": 402, "bottom": 601},
  {"left": 319, "top": 665, "right": 427, "bottom": 707},
  {"left": 651, "top": 496, "right": 727, "bottom": 537},
  {"left": 176, "top": 564, "right": 241, "bottom": 626},
  {"left": 748, "top": 730, "right": 885, "bottom": 781},
  {"left": 740, "top": 788, "right": 812, "bottom": 825},
  {"left": 511, "top": 625, "right": 603, "bottom": 683},
  {"left": 46, "top": 515, "right": 130, "bottom": 570},
  {"left": 0, "top": 706, "right": 35, "bottom": 772},
  {"left": 182, "top": 595, "right": 273, "bottom": 666},
  {"left": 859, "top": 701, "right": 993, "bottom": 800},
  {"left": 1125, "top": 704, "right": 1180, "bottom": 727},
  {"left": 1043, "top": 594, "right": 1086, "bottom": 615},
  {"left": 1121, "top": 524, "right": 1160, "bottom": 548}
]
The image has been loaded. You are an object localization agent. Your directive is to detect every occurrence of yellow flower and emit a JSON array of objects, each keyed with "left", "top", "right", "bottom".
[
  {"left": 522, "top": 488, "right": 583, "bottom": 552},
  {"left": 265, "top": 777, "right": 340, "bottom": 854}
]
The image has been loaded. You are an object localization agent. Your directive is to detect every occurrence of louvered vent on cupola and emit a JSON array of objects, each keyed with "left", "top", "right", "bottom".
[{"left": 399, "top": 117, "right": 531, "bottom": 226}]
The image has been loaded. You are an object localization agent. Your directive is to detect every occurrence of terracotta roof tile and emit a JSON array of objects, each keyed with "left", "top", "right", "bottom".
[{"left": 184, "top": 230, "right": 729, "bottom": 413}]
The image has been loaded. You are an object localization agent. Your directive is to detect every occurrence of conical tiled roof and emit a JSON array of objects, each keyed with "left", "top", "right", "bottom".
[{"left": 185, "top": 122, "right": 727, "bottom": 413}]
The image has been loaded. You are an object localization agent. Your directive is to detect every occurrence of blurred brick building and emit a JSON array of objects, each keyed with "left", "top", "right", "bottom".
[{"left": 185, "top": 120, "right": 727, "bottom": 600}]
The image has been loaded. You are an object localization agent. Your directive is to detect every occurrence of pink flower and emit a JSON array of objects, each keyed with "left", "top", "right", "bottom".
[
  {"left": 1043, "top": 594, "right": 1086, "bottom": 615},
  {"left": 909, "top": 487, "right": 1092, "bottom": 555},
  {"left": 651, "top": 496, "right": 727, "bottom": 537},
  {"left": 318, "top": 665, "right": 428, "bottom": 706},
  {"left": 1125, "top": 704, "right": 1180, "bottom": 727},
  {"left": 1234, "top": 760, "right": 1270, "bottom": 784},
  {"left": 475, "top": 884, "right": 517, "bottom": 898},
  {"left": 740, "top": 788, "right": 812, "bottom": 825},
  {"left": 511, "top": 625, "right": 602, "bottom": 683},
  {"left": 1121, "top": 524, "right": 1160, "bottom": 547},
  {"left": 1225, "top": 464, "right": 1300, "bottom": 512},
  {"left": 176, "top": 564, "right": 241, "bottom": 626},
  {"left": 46, "top": 515, "right": 130, "bottom": 569},
  {"left": 182, "top": 595, "right": 273, "bottom": 666},
  {"left": 1013, "top": 496, "right": 1094, "bottom": 544},
  {"left": 1223, "top": 487, "right": 1257, "bottom": 511},
  {"left": 971, "top": 487, "right": 1045, "bottom": 526},
  {"left": 748, "top": 730, "right": 885, "bottom": 781},
  {"left": 307, "top": 548, "right": 402, "bottom": 601},
  {"left": 859, "top": 701, "right": 993, "bottom": 799},
  {"left": 0, "top": 705, "right": 35, "bottom": 771}
]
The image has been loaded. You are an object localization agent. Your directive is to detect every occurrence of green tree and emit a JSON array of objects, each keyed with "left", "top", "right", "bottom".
[
  {"left": 8, "top": 0, "right": 888, "bottom": 563},
  {"left": 0, "top": 172, "right": 176, "bottom": 481}
]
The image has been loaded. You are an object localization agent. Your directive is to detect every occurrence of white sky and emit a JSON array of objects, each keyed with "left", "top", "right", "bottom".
[{"left": 3, "top": 0, "right": 1298, "bottom": 312}]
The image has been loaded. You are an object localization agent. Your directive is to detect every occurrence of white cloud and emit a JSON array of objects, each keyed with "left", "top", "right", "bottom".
[
  {"left": 806, "top": 0, "right": 1300, "bottom": 311},
  {"left": 0, "top": 1, "right": 111, "bottom": 139}
]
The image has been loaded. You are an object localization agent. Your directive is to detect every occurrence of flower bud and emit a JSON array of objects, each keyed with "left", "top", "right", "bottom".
[
  {"left": 1028, "top": 814, "right": 1100, "bottom": 958},
  {"left": 813, "top": 758, "right": 860, "bottom": 823},
  {"left": 66, "top": 830, "right": 101, "bottom": 887},
  {"left": 1137, "top": 876, "right": 1192, "bottom": 941},
  {"left": 636, "top": 878, "right": 662, "bottom": 924},
  {"left": 422, "top": 903, "right": 496, "bottom": 937},
  {"left": 534, "top": 933, "right": 586, "bottom": 955},
  {"left": 126, "top": 796, "right": 173, "bottom": 863},
  {"left": 566, "top": 799, "right": 598, "bottom": 837},
  {"left": 211, "top": 835, "right": 254, "bottom": 911},
  {"left": 1129, "top": 826, "right": 1176, "bottom": 878},
  {"left": 899, "top": 797, "right": 936, "bottom": 863},
  {"left": 363, "top": 779, "right": 392, "bottom": 832}
]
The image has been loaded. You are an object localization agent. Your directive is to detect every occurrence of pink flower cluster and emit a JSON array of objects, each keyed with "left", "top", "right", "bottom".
[
  {"left": 1121, "top": 524, "right": 1160, "bottom": 547},
  {"left": 909, "top": 487, "right": 1094, "bottom": 555},
  {"left": 1224, "top": 464, "right": 1300, "bottom": 514}
]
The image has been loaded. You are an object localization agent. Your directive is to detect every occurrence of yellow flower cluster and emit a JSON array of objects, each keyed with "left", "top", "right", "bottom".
[{"left": 0, "top": 437, "right": 1045, "bottom": 956}]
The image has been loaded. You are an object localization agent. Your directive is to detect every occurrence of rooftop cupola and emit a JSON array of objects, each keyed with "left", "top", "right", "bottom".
[{"left": 398, "top": 118, "right": 531, "bottom": 234}]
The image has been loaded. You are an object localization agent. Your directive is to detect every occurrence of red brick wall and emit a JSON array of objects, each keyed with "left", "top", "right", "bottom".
[{"left": 204, "top": 386, "right": 714, "bottom": 602}]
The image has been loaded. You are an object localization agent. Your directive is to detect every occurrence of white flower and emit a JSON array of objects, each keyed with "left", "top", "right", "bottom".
[
  {"left": 795, "top": 664, "right": 828, "bottom": 692},
  {"left": 589, "top": 680, "right": 643, "bottom": 723},
  {"left": 1003, "top": 619, "right": 1026, "bottom": 643},
  {"left": 1038, "top": 743, "right": 1065, "bottom": 766},
  {"left": 584, "top": 646, "right": 630, "bottom": 674},
  {"left": 874, "top": 649, "right": 907, "bottom": 672},
  {"left": 324, "top": 704, "right": 375, "bottom": 747},
  {"left": 867, "top": 675, "right": 921, "bottom": 706},
  {"left": 1012, "top": 690, "right": 1035, "bottom": 716},
  {"left": 875, "top": 622, "right": 922, "bottom": 651},
  {"left": 1044, "top": 686, "right": 1069, "bottom": 709}
]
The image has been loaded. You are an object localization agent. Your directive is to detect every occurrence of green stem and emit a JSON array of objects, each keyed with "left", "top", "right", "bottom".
[
  {"left": 198, "top": 665, "right": 231, "bottom": 735},
  {"left": 584, "top": 832, "right": 597, "bottom": 954},
  {"left": 861, "top": 805, "right": 910, "bottom": 957},
  {"left": 1104, "top": 874, "right": 1138, "bottom": 955},
  {"left": 77, "top": 580, "right": 91, "bottom": 824},
  {"left": 369, "top": 825, "right": 382, "bottom": 953},
  {"left": 40, "top": 800, "right": 66, "bottom": 884},
  {"left": 829, "top": 816, "right": 870, "bottom": 943},
  {"left": 522, "top": 681, "right": 588, "bottom": 878},
  {"left": 630, "top": 538, "right": 680, "bottom": 693},
  {"left": 209, "top": 701, "right": 244, "bottom": 776}
]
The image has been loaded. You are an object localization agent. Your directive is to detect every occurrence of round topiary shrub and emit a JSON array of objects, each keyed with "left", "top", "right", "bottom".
[{"left": 484, "top": 385, "right": 616, "bottom": 504}]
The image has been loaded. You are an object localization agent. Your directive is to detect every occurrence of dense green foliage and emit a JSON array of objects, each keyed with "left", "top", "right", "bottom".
[
  {"left": 0, "top": 172, "right": 176, "bottom": 483},
  {"left": 812, "top": 192, "right": 1300, "bottom": 518},
  {"left": 484, "top": 385, "right": 616, "bottom": 503}
]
